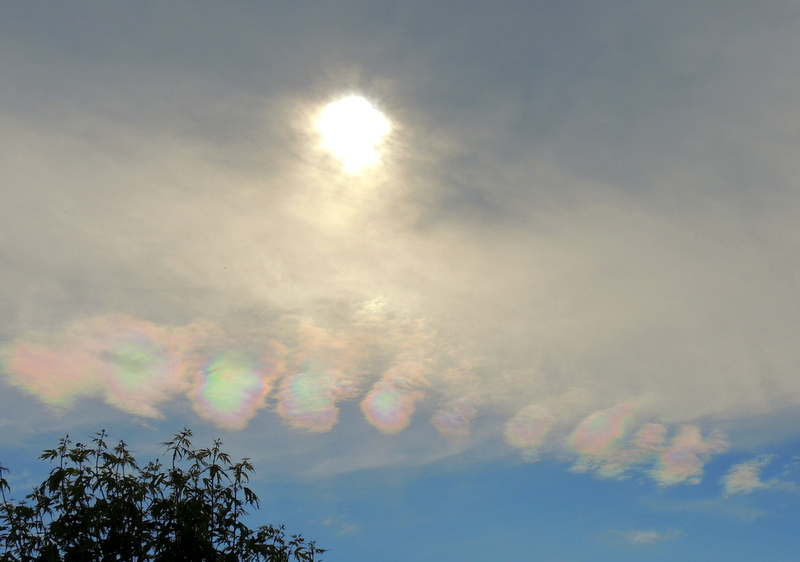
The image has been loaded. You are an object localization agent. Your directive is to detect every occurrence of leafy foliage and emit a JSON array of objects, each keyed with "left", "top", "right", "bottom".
[{"left": 0, "top": 429, "right": 324, "bottom": 562}]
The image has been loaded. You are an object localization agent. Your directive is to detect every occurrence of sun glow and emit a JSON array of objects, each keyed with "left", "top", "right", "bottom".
[{"left": 316, "top": 95, "right": 391, "bottom": 173}]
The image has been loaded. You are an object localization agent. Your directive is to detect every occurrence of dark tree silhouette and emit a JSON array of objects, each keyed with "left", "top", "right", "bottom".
[{"left": 0, "top": 429, "right": 324, "bottom": 562}]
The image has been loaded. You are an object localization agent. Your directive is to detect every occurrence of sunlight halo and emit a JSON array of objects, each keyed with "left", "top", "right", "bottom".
[{"left": 316, "top": 95, "right": 391, "bottom": 173}]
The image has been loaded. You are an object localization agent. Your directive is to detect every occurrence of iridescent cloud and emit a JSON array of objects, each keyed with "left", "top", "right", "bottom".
[
  {"left": 189, "top": 344, "right": 284, "bottom": 430},
  {"left": 431, "top": 363, "right": 484, "bottom": 438},
  {"left": 565, "top": 410, "right": 727, "bottom": 485},
  {"left": 632, "top": 422, "right": 668, "bottom": 453},
  {"left": 273, "top": 321, "right": 365, "bottom": 432},
  {"left": 432, "top": 395, "right": 480, "bottom": 438},
  {"left": 566, "top": 402, "right": 646, "bottom": 477},
  {"left": 2, "top": 339, "right": 106, "bottom": 407},
  {"left": 361, "top": 362, "right": 428, "bottom": 434},
  {"left": 503, "top": 405, "right": 556, "bottom": 456},
  {"left": 92, "top": 316, "right": 200, "bottom": 417},
  {"left": 654, "top": 425, "right": 729, "bottom": 486},
  {"left": 276, "top": 361, "right": 356, "bottom": 432},
  {"left": 586, "top": 422, "right": 668, "bottom": 478},
  {"left": 0, "top": 311, "right": 737, "bottom": 487},
  {"left": 0, "top": 315, "right": 204, "bottom": 418},
  {"left": 569, "top": 402, "right": 637, "bottom": 457}
]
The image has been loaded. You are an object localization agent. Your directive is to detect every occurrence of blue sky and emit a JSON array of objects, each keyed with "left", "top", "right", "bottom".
[{"left": 2, "top": 1, "right": 800, "bottom": 560}]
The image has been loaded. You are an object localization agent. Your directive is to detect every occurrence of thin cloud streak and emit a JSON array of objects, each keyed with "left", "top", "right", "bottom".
[{"left": 617, "top": 528, "right": 682, "bottom": 545}]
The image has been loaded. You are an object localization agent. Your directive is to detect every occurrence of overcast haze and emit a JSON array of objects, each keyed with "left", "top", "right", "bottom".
[{"left": 2, "top": 2, "right": 800, "bottom": 560}]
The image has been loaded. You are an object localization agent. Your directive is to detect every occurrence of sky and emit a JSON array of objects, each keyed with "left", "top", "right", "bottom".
[{"left": 1, "top": 1, "right": 800, "bottom": 560}]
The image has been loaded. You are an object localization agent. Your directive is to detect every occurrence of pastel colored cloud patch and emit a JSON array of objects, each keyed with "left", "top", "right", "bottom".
[
  {"left": 722, "top": 458, "right": 770, "bottom": 496},
  {"left": 276, "top": 362, "right": 355, "bottom": 433},
  {"left": 570, "top": 402, "right": 638, "bottom": 457},
  {"left": 0, "top": 315, "right": 206, "bottom": 418},
  {"left": 432, "top": 395, "right": 480, "bottom": 438},
  {"left": 503, "top": 405, "right": 556, "bottom": 456},
  {"left": 361, "top": 362, "right": 428, "bottom": 434},
  {"left": 0, "top": 312, "right": 733, "bottom": 487},
  {"left": 654, "top": 425, "right": 729, "bottom": 486},
  {"left": 189, "top": 345, "right": 284, "bottom": 430}
]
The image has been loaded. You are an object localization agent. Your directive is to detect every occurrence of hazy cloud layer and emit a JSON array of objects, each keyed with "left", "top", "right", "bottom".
[{"left": 2, "top": 1, "right": 800, "bottom": 484}]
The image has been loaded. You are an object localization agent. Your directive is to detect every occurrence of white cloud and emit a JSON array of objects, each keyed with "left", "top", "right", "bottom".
[
  {"left": 320, "top": 515, "right": 359, "bottom": 536},
  {"left": 616, "top": 529, "right": 682, "bottom": 545},
  {"left": 723, "top": 456, "right": 800, "bottom": 496},
  {"left": 722, "top": 457, "right": 772, "bottom": 496}
]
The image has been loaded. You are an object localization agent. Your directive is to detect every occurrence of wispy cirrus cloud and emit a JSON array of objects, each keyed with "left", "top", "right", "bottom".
[
  {"left": 320, "top": 515, "right": 360, "bottom": 536},
  {"left": 617, "top": 528, "right": 682, "bottom": 545}
]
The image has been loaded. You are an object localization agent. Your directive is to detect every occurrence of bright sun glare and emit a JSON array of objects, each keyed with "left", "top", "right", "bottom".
[{"left": 316, "top": 95, "right": 391, "bottom": 173}]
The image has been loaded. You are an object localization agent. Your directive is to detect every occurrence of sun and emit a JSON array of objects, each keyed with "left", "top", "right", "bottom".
[{"left": 316, "top": 95, "right": 391, "bottom": 173}]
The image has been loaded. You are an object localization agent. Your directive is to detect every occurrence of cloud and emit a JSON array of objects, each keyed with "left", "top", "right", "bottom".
[
  {"left": 722, "top": 457, "right": 772, "bottom": 496},
  {"left": 361, "top": 362, "right": 428, "bottom": 434},
  {"left": 503, "top": 404, "right": 556, "bottom": 457},
  {"left": 653, "top": 426, "right": 729, "bottom": 486},
  {"left": 2, "top": 1, "right": 800, "bottom": 485},
  {"left": 566, "top": 411, "right": 728, "bottom": 485},
  {"left": 1, "top": 313, "right": 732, "bottom": 486},
  {"left": 722, "top": 456, "right": 800, "bottom": 496},
  {"left": 190, "top": 345, "right": 284, "bottom": 430},
  {"left": 0, "top": 315, "right": 205, "bottom": 418},
  {"left": 617, "top": 529, "right": 682, "bottom": 545},
  {"left": 502, "top": 395, "right": 728, "bottom": 485},
  {"left": 320, "top": 515, "right": 360, "bottom": 536}
]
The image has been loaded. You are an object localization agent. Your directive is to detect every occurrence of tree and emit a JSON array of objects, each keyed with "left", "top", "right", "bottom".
[{"left": 0, "top": 429, "right": 324, "bottom": 562}]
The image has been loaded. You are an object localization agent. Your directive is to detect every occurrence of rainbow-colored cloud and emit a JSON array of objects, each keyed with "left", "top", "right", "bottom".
[
  {"left": 190, "top": 345, "right": 284, "bottom": 430},
  {"left": 0, "top": 311, "right": 735, "bottom": 487},
  {"left": 361, "top": 362, "right": 427, "bottom": 434},
  {"left": 503, "top": 405, "right": 556, "bottom": 456},
  {"left": 1, "top": 315, "right": 203, "bottom": 417},
  {"left": 653, "top": 425, "right": 729, "bottom": 485}
]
